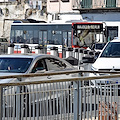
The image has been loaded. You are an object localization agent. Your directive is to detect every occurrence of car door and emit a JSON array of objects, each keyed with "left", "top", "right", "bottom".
[
  {"left": 28, "top": 58, "right": 50, "bottom": 102},
  {"left": 44, "top": 57, "right": 73, "bottom": 99},
  {"left": 45, "top": 57, "right": 73, "bottom": 87}
]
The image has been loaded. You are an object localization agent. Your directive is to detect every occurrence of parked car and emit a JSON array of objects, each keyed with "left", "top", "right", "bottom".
[
  {"left": 90, "top": 38, "right": 120, "bottom": 85},
  {"left": 0, "top": 53, "right": 76, "bottom": 116}
]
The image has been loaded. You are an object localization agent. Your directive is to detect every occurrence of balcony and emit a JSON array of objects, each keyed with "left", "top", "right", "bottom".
[{"left": 72, "top": 0, "right": 120, "bottom": 13}]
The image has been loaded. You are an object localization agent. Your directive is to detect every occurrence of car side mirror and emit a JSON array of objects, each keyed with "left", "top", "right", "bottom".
[
  {"left": 35, "top": 69, "right": 46, "bottom": 73},
  {"left": 94, "top": 51, "right": 101, "bottom": 60}
]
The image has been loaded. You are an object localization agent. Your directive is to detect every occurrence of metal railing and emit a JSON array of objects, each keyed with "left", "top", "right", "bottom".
[{"left": 0, "top": 70, "right": 120, "bottom": 120}]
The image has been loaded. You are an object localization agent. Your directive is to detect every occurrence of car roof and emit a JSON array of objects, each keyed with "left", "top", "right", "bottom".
[
  {"left": 0, "top": 53, "right": 74, "bottom": 65},
  {"left": 111, "top": 38, "right": 120, "bottom": 42},
  {"left": 0, "top": 53, "right": 56, "bottom": 59},
  {"left": 0, "top": 53, "right": 70, "bottom": 64}
]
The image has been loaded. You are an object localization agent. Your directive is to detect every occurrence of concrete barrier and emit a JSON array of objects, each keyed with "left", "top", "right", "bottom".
[
  {"left": 79, "top": 48, "right": 84, "bottom": 61},
  {"left": 74, "top": 48, "right": 79, "bottom": 59},
  {"left": 83, "top": 49, "right": 89, "bottom": 57},
  {"left": 8, "top": 43, "right": 15, "bottom": 54},
  {"left": 35, "top": 46, "right": 44, "bottom": 54},
  {"left": 65, "top": 47, "right": 73, "bottom": 58},
  {"left": 81, "top": 55, "right": 95, "bottom": 76},
  {"left": 88, "top": 50, "right": 95, "bottom": 57},
  {"left": 50, "top": 46, "right": 58, "bottom": 56},
  {"left": 21, "top": 45, "right": 29, "bottom": 54}
]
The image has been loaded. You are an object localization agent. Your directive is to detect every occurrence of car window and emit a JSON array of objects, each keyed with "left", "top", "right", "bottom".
[
  {"left": 31, "top": 59, "right": 46, "bottom": 73},
  {"left": 45, "top": 58, "right": 67, "bottom": 71},
  {"left": 101, "top": 42, "right": 120, "bottom": 57},
  {"left": 0, "top": 58, "right": 32, "bottom": 73}
]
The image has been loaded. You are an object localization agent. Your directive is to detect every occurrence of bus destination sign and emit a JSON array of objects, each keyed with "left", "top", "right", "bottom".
[{"left": 74, "top": 23, "right": 103, "bottom": 31}]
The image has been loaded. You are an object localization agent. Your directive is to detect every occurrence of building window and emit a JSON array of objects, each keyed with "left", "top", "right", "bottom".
[
  {"left": 106, "top": 0, "right": 116, "bottom": 8},
  {"left": 81, "top": 0, "right": 92, "bottom": 8}
]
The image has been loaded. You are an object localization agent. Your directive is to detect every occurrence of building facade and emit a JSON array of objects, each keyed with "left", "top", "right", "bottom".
[
  {"left": 47, "top": 0, "right": 120, "bottom": 41},
  {"left": 47, "top": 0, "right": 120, "bottom": 21},
  {"left": 73, "top": 0, "right": 120, "bottom": 9},
  {"left": 47, "top": 0, "right": 82, "bottom": 22},
  {"left": 72, "top": 0, "right": 120, "bottom": 21},
  {"left": 0, "top": 0, "right": 47, "bottom": 40}
]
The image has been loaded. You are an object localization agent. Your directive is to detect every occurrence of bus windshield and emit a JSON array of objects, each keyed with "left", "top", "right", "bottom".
[{"left": 72, "top": 22, "right": 103, "bottom": 48}]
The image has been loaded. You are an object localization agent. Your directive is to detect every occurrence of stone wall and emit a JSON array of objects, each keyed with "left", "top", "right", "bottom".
[{"left": 0, "top": 1, "right": 47, "bottom": 42}]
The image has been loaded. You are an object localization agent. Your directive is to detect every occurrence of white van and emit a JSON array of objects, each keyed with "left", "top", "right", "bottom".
[{"left": 90, "top": 38, "right": 120, "bottom": 84}]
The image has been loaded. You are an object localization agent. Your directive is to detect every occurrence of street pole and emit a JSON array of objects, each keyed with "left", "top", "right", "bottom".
[{"left": 59, "top": 0, "right": 61, "bottom": 14}]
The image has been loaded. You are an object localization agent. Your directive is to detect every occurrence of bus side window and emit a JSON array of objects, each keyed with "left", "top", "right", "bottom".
[{"left": 63, "top": 32, "right": 67, "bottom": 47}]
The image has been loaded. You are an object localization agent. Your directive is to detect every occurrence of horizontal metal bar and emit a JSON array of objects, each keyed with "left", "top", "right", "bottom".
[
  {"left": 0, "top": 69, "right": 120, "bottom": 80},
  {"left": 1, "top": 73, "right": 120, "bottom": 87}
]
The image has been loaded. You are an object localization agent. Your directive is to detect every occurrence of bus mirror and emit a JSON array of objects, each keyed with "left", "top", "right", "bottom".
[
  {"left": 73, "top": 30, "right": 77, "bottom": 36},
  {"left": 103, "top": 29, "right": 107, "bottom": 37}
]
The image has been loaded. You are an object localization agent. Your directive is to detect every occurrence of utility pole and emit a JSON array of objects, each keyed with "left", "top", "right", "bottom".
[{"left": 59, "top": 0, "right": 61, "bottom": 13}]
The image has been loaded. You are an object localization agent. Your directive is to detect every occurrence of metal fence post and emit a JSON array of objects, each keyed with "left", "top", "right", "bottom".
[
  {"left": 16, "top": 86, "right": 21, "bottom": 120},
  {"left": 74, "top": 72, "right": 82, "bottom": 120},
  {"left": 74, "top": 81, "right": 79, "bottom": 120},
  {"left": 0, "top": 86, "right": 3, "bottom": 120},
  {"left": 79, "top": 80, "right": 82, "bottom": 120}
]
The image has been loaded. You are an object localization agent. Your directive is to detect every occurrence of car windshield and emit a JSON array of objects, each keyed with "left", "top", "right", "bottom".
[
  {"left": 95, "top": 43, "right": 106, "bottom": 50},
  {"left": 0, "top": 58, "right": 33, "bottom": 73},
  {"left": 100, "top": 42, "right": 120, "bottom": 57}
]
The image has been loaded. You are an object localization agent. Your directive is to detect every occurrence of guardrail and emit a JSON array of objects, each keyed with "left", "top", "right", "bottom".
[{"left": 0, "top": 70, "right": 120, "bottom": 120}]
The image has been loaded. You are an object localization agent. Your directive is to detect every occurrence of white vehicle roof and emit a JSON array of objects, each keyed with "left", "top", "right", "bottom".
[{"left": 111, "top": 38, "right": 120, "bottom": 42}]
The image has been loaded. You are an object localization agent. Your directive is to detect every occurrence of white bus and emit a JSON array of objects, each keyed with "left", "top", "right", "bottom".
[{"left": 10, "top": 20, "right": 105, "bottom": 57}]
